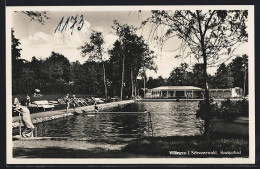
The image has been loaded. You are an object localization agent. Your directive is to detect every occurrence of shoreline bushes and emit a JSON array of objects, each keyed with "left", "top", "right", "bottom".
[{"left": 196, "top": 98, "right": 249, "bottom": 120}]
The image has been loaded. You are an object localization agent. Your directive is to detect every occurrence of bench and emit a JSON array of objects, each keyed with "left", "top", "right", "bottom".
[{"left": 34, "top": 100, "right": 55, "bottom": 111}]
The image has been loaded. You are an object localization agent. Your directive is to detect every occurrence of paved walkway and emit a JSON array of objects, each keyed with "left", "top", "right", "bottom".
[
  {"left": 12, "top": 109, "right": 71, "bottom": 122},
  {"left": 136, "top": 98, "right": 245, "bottom": 102},
  {"left": 12, "top": 100, "right": 135, "bottom": 123}
]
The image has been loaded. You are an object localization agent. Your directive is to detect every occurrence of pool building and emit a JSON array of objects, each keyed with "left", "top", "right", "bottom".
[{"left": 146, "top": 86, "right": 243, "bottom": 99}]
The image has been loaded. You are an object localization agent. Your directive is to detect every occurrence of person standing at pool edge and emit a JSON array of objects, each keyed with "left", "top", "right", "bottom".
[
  {"left": 72, "top": 95, "right": 77, "bottom": 111},
  {"left": 14, "top": 100, "right": 35, "bottom": 137},
  {"left": 65, "top": 94, "right": 70, "bottom": 112},
  {"left": 94, "top": 101, "right": 99, "bottom": 113},
  {"left": 26, "top": 94, "right": 30, "bottom": 106}
]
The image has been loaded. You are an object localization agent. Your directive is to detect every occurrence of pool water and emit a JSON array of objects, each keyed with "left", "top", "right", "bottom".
[{"left": 13, "top": 102, "right": 204, "bottom": 139}]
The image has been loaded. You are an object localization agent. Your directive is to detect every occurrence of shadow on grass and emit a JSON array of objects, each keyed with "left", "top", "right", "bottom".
[
  {"left": 13, "top": 146, "right": 130, "bottom": 158},
  {"left": 13, "top": 135, "right": 249, "bottom": 158},
  {"left": 122, "top": 136, "right": 249, "bottom": 158}
]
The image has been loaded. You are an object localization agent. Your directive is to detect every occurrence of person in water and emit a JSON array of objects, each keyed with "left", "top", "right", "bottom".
[
  {"left": 14, "top": 100, "right": 35, "bottom": 137},
  {"left": 94, "top": 101, "right": 99, "bottom": 113}
]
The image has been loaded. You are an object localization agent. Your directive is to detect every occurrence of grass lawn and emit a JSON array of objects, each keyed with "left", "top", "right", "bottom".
[
  {"left": 122, "top": 135, "right": 249, "bottom": 158},
  {"left": 13, "top": 135, "right": 249, "bottom": 158}
]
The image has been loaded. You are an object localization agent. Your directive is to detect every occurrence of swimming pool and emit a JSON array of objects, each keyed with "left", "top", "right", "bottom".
[{"left": 13, "top": 101, "right": 204, "bottom": 139}]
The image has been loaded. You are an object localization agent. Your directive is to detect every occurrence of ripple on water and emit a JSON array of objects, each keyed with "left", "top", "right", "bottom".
[{"left": 13, "top": 101, "right": 204, "bottom": 139}]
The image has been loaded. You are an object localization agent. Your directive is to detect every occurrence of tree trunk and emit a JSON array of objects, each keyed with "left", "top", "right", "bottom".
[
  {"left": 143, "top": 67, "right": 146, "bottom": 98},
  {"left": 131, "top": 65, "right": 134, "bottom": 99},
  {"left": 196, "top": 10, "right": 211, "bottom": 137},
  {"left": 102, "top": 61, "right": 108, "bottom": 99},
  {"left": 202, "top": 52, "right": 211, "bottom": 137},
  {"left": 201, "top": 37, "right": 210, "bottom": 137},
  {"left": 120, "top": 55, "right": 125, "bottom": 100}
]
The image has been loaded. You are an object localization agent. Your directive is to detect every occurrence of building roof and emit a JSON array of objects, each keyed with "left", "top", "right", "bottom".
[{"left": 151, "top": 86, "right": 203, "bottom": 91}]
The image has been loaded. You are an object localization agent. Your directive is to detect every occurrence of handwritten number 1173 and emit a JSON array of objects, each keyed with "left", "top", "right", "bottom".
[{"left": 54, "top": 15, "right": 84, "bottom": 35}]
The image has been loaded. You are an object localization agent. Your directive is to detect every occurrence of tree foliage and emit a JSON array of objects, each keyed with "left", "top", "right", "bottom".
[
  {"left": 167, "top": 63, "right": 189, "bottom": 86},
  {"left": 18, "top": 11, "right": 50, "bottom": 25},
  {"left": 78, "top": 31, "right": 108, "bottom": 98},
  {"left": 143, "top": 10, "right": 248, "bottom": 65},
  {"left": 213, "top": 63, "right": 234, "bottom": 89},
  {"left": 142, "top": 10, "right": 248, "bottom": 136},
  {"left": 12, "top": 29, "right": 22, "bottom": 61},
  {"left": 229, "top": 54, "right": 248, "bottom": 95},
  {"left": 109, "top": 20, "right": 157, "bottom": 98}
]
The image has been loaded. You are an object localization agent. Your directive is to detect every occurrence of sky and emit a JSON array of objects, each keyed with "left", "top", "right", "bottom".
[{"left": 11, "top": 10, "right": 249, "bottom": 78}]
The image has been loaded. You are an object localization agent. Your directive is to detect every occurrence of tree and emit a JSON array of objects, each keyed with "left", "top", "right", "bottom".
[
  {"left": 191, "top": 63, "right": 205, "bottom": 88},
  {"left": 168, "top": 63, "right": 189, "bottom": 86},
  {"left": 28, "top": 56, "right": 44, "bottom": 91},
  {"left": 18, "top": 11, "right": 50, "bottom": 25},
  {"left": 12, "top": 28, "right": 26, "bottom": 94},
  {"left": 110, "top": 20, "right": 157, "bottom": 99},
  {"left": 70, "top": 61, "right": 86, "bottom": 93},
  {"left": 142, "top": 10, "right": 248, "bottom": 136},
  {"left": 146, "top": 76, "right": 167, "bottom": 89},
  {"left": 213, "top": 63, "right": 234, "bottom": 88},
  {"left": 229, "top": 54, "right": 248, "bottom": 95},
  {"left": 79, "top": 31, "right": 108, "bottom": 99},
  {"left": 111, "top": 21, "right": 137, "bottom": 100},
  {"left": 11, "top": 29, "right": 22, "bottom": 61},
  {"left": 41, "top": 52, "right": 70, "bottom": 93}
]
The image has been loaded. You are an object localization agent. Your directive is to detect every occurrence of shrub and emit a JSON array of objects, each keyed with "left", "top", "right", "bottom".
[
  {"left": 196, "top": 99, "right": 221, "bottom": 120},
  {"left": 235, "top": 99, "right": 249, "bottom": 117},
  {"left": 220, "top": 98, "right": 238, "bottom": 120},
  {"left": 196, "top": 98, "right": 249, "bottom": 120}
]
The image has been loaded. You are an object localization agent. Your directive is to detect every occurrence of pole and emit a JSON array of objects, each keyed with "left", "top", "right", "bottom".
[{"left": 147, "top": 111, "right": 153, "bottom": 137}]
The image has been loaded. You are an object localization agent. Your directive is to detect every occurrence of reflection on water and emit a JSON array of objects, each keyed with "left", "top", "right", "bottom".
[{"left": 13, "top": 102, "right": 204, "bottom": 139}]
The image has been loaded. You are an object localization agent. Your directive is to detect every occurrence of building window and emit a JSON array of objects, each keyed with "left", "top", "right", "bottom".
[{"left": 176, "top": 91, "right": 184, "bottom": 97}]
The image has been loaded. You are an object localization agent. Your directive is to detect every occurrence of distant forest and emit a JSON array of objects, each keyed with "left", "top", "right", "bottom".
[{"left": 12, "top": 28, "right": 248, "bottom": 98}]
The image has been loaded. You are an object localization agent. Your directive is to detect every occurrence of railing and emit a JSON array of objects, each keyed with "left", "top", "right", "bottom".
[{"left": 147, "top": 111, "right": 153, "bottom": 137}]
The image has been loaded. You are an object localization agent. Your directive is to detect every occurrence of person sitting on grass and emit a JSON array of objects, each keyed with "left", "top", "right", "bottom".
[{"left": 14, "top": 100, "right": 35, "bottom": 137}]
